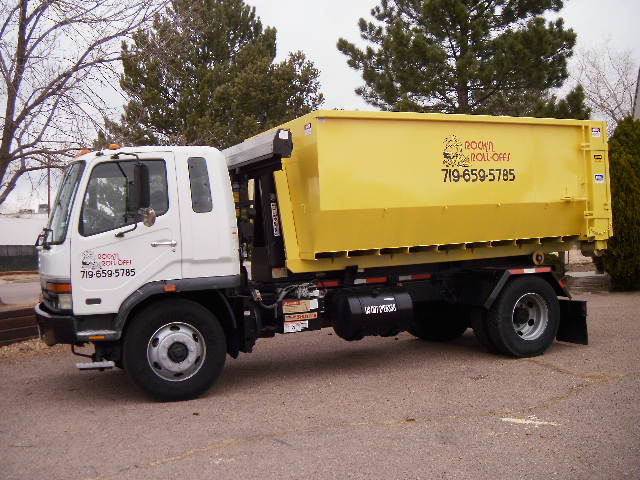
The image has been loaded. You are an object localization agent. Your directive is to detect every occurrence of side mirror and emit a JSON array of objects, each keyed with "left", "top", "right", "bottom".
[
  {"left": 141, "top": 207, "right": 157, "bottom": 227},
  {"left": 117, "top": 163, "right": 152, "bottom": 238},
  {"left": 127, "top": 163, "right": 150, "bottom": 213}
]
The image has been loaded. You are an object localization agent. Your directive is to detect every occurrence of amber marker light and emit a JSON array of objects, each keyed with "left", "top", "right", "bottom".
[
  {"left": 46, "top": 282, "right": 72, "bottom": 293},
  {"left": 108, "top": 144, "right": 121, "bottom": 150},
  {"left": 74, "top": 149, "right": 91, "bottom": 158},
  {"left": 164, "top": 284, "right": 177, "bottom": 292}
]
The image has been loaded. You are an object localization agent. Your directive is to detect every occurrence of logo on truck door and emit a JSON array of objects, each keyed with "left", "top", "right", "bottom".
[
  {"left": 441, "top": 135, "right": 516, "bottom": 183},
  {"left": 81, "top": 250, "right": 101, "bottom": 271},
  {"left": 80, "top": 249, "right": 136, "bottom": 279}
]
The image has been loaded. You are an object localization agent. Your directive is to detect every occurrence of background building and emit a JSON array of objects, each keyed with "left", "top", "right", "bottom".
[{"left": 0, "top": 211, "right": 48, "bottom": 271}]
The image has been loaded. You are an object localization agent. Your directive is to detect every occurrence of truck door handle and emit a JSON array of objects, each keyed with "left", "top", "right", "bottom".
[{"left": 151, "top": 240, "right": 177, "bottom": 248}]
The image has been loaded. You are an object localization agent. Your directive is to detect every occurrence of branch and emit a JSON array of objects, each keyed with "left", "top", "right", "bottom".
[
  {"left": 14, "top": 3, "right": 162, "bottom": 127},
  {"left": 0, "top": 4, "right": 19, "bottom": 39},
  {"left": 0, "top": 0, "right": 167, "bottom": 208},
  {"left": 0, "top": 164, "right": 53, "bottom": 205}
]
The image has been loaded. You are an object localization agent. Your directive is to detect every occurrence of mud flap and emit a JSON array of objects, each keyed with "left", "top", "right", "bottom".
[{"left": 557, "top": 299, "right": 588, "bottom": 345}]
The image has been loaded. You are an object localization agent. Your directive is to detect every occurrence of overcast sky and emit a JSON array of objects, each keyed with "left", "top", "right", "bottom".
[
  {"left": 7, "top": 0, "right": 640, "bottom": 212},
  {"left": 249, "top": 0, "right": 640, "bottom": 110}
]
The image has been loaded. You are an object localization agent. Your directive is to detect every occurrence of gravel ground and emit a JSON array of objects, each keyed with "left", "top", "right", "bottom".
[{"left": 0, "top": 291, "right": 638, "bottom": 480}]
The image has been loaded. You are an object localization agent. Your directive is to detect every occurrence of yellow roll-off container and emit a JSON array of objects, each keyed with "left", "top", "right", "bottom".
[{"left": 271, "top": 111, "right": 612, "bottom": 273}]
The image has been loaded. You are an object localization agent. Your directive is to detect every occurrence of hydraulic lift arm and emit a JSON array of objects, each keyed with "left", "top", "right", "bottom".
[{"left": 222, "top": 128, "right": 294, "bottom": 282}]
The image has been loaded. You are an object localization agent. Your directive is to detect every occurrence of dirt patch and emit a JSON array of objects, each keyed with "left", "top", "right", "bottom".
[
  {"left": 566, "top": 274, "right": 610, "bottom": 293},
  {"left": 0, "top": 270, "right": 38, "bottom": 276},
  {"left": 565, "top": 262, "right": 598, "bottom": 273},
  {"left": 0, "top": 302, "right": 36, "bottom": 312},
  {"left": 0, "top": 338, "right": 66, "bottom": 361},
  {"left": 0, "top": 273, "right": 40, "bottom": 283}
]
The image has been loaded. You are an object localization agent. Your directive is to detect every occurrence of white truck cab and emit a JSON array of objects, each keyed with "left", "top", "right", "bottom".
[{"left": 38, "top": 146, "right": 239, "bottom": 341}]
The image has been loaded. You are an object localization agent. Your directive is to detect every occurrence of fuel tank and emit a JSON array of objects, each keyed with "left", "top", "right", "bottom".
[{"left": 329, "top": 288, "right": 413, "bottom": 341}]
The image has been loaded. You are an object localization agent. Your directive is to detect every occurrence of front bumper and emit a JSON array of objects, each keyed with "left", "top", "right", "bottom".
[
  {"left": 35, "top": 303, "right": 120, "bottom": 346},
  {"left": 35, "top": 303, "right": 77, "bottom": 346}
]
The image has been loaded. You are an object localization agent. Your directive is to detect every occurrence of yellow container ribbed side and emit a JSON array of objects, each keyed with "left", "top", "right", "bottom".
[{"left": 268, "top": 111, "right": 611, "bottom": 273}]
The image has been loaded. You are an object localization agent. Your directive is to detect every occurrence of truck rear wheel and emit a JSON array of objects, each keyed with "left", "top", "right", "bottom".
[
  {"left": 123, "top": 299, "right": 226, "bottom": 401},
  {"left": 486, "top": 276, "right": 560, "bottom": 357},
  {"left": 470, "top": 309, "right": 501, "bottom": 354},
  {"left": 408, "top": 303, "right": 468, "bottom": 342}
]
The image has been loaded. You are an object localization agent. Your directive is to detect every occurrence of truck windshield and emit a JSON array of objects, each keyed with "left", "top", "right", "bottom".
[{"left": 45, "top": 161, "right": 85, "bottom": 245}]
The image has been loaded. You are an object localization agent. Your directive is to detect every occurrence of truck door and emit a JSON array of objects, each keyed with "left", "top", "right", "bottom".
[
  {"left": 70, "top": 153, "right": 181, "bottom": 316},
  {"left": 175, "top": 149, "right": 241, "bottom": 279}
]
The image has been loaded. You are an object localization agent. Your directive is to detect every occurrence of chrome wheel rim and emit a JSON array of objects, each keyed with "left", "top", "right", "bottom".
[
  {"left": 147, "top": 323, "right": 206, "bottom": 381},
  {"left": 511, "top": 293, "right": 548, "bottom": 341}
]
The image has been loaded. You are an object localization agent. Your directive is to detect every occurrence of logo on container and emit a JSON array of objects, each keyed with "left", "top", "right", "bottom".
[
  {"left": 442, "top": 135, "right": 470, "bottom": 168},
  {"left": 442, "top": 135, "right": 512, "bottom": 165}
]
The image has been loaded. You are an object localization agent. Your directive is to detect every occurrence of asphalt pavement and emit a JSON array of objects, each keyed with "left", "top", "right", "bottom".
[
  {"left": 0, "top": 290, "right": 638, "bottom": 480},
  {"left": 0, "top": 277, "right": 39, "bottom": 306}
]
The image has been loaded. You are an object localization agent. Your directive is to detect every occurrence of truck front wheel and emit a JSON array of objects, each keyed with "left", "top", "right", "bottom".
[
  {"left": 408, "top": 303, "right": 469, "bottom": 341},
  {"left": 487, "top": 276, "right": 560, "bottom": 357},
  {"left": 123, "top": 299, "right": 226, "bottom": 401}
]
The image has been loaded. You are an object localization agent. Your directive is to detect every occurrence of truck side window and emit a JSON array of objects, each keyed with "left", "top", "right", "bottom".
[
  {"left": 80, "top": 160, "right": 168, "bottom": 236},
  {"left": 187, "top": 157, "right": 213, "bottom": 213}
]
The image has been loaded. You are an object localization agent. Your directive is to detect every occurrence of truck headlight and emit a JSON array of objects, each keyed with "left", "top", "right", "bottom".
[
  {"left": 58, "top": 294, "right": 73, "bottom": 311},
  {"left": 44, "top": 281, "right": 73, "bottom": 312}
]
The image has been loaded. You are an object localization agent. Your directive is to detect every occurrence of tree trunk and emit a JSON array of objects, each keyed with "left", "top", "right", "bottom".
[{"left": 0, "top": 0, "right": 28, "bottom": 187}]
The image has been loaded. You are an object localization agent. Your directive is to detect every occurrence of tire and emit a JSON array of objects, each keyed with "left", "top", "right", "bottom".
[
  {"left": 470, "top": 308, "right": 501, "bottom": 354},
  {"left": 123, "top": 299, "right": 226, "bottom": 401},
  {"left": 408, "top": 303, "right": 469, "bottom": 342},
  {"left": 486, "top": 276, "right": 560, "bottom": 358}
]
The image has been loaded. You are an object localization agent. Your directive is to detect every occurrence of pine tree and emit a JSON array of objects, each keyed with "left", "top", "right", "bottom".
[
  {"left": 602, "top": 117, "right": 640, "bottom": 290},
  {"left": 608, "top": 117, "right": 640, "bottom": 170},
  {"left": 106, "top": 0, "right": 324, "bottom": 149},
  {"left": 337, "top": 0, "right": 578, "bottom": 116},
  {"left": 532, "top": 85, "right": 591, "bottom": 120}
]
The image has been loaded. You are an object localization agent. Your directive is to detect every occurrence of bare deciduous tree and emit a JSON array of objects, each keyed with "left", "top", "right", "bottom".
[
  {"left": 577, "top": 45, "right": 639, "bottom": 131},
  {"left": 0, "top": 0, "right": 165, "bottom": 207}
]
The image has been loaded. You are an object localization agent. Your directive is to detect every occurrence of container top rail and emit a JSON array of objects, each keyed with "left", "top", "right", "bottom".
[{"left": 222, "top": 129, "right": 293, "bottom": 173}]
